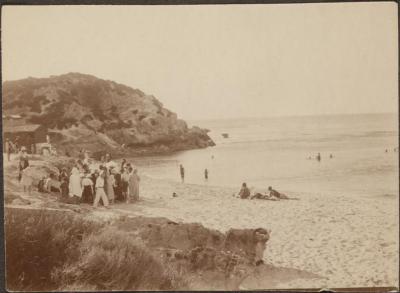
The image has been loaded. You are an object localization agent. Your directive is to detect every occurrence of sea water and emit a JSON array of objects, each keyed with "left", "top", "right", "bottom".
[{"left": 132, "top": 113, "right": 398, "bottom": 198}]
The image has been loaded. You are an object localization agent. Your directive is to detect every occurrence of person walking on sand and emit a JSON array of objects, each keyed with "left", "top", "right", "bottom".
[
  {"left": 93, "top": 168, "right": 109, "bottom": 208},
  {"left": 127, "top": 167, "right": 140, "bottom": 203},
  {"left": 238, "top": 182, "right": 251, "bottom": 199},
  {"left": 204, "top": 168, "right": 209, "bottom": 180},
  {"left": 180, "top": 164, "right": 185, "bottom": 183},
  {"left": 316, "top": 153, "right": 321, "bottom": 162}
]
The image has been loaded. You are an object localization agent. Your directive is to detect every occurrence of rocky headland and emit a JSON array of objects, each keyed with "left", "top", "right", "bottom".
[{"left": 2, "top": 73, "right": 215, "bottom": 157}]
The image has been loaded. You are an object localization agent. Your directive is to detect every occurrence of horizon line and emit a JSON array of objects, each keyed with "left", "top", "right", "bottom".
[{"left": 185, "top": 111, "right": 398, "bottom": 122}]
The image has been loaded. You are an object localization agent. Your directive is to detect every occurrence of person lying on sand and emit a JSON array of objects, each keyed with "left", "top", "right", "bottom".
[
  {"left": 268, "top": 186, "right": 289, "bottom": 200},
  {"left": 250, "top": 192, "right": 278, "bottom": 201}
]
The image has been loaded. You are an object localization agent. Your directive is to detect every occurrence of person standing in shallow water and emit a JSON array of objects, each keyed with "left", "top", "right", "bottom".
[
  {"left": 180, "top": 164, "right": 185, "bottom": 183},
  {"left": 204, "top": 168, "right": 208, "bottom": 180}
]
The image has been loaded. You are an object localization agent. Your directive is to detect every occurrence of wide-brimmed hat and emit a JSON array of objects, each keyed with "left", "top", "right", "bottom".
[{"left": 21, "top": 146, "right": 27, "bottom": 152}]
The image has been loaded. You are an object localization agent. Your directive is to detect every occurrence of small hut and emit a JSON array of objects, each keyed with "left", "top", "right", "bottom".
[{"left": 3, "top": 124, "right": 47, "bottom": 154}]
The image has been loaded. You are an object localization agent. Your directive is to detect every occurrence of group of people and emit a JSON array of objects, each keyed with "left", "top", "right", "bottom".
[
  {"left": 307, "top": 152, "right": 333, "bottom": 161},
  {"left": 385, "top": 148, "right": 397, "bottom": 153},
  {"left": 18, "top": 147, "right": 141, "bottom": 208},
  {"left": 237, "top": 183, "right": 290, "bottom": 200}
]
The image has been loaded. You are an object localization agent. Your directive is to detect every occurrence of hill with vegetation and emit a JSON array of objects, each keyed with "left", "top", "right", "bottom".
[{"left": 2, "top": 73, "right": 215, "bottom": 157}]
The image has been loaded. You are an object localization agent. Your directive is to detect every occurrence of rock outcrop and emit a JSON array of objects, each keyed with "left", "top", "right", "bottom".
[
  {"left": 115, "top": 216, "right": 270, "bottom": 290},
  {"left": 2, "top": 73, "right": 215, "bottom": 157}
]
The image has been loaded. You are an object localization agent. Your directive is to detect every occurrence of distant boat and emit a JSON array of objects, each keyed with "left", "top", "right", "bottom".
[{"left": 222, "top": 133, "right": 229, "bottom": 138}]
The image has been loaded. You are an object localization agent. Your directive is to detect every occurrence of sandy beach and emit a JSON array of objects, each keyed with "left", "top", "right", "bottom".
[
  {"left": 93, "top": 174, "right": 396, "bottom": 289},
  {"left": 7, "top": 154, "right": 397, "bottom": 289}
]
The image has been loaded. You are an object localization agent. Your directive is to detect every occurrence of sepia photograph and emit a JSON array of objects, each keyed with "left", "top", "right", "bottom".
[{"left": 1, "top": 2, "right": 399, "bottom": 291}]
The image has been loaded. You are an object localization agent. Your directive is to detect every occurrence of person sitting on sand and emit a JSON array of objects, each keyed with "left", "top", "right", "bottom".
[
  {"left": 47, "top": 173, "right": 61, "bottom": 193},
  {"left": 38, "top": 176, "right": 46, "bottom": 193},
  {"left": 268, "top": 186, "right": 289, "bottom": 200},
  {"left": 238, "top": 183, "right": 251, "bottom": 199}
]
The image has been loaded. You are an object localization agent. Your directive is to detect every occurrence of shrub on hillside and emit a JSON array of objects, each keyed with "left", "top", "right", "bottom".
[
  {"left": 5, "top": 209, "right": 188, "bottom": 291},
  {"left": 53, "top": 227, "right": 187, "bottom": 291},
  {"left": 5, "top": 208, "right": 103, "bottom": 291}
]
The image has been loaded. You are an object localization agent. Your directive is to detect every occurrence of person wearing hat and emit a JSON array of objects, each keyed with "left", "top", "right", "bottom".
[{"left": 18, "top": 147, "right": 29, "bottom": 182}]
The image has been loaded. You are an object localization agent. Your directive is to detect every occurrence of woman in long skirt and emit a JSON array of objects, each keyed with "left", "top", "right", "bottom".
[
  {"left": 106, "top": 169, "right": 115, "bottom": 203},
  {"left": 121, "top": 167, "right": 130, "bottom": 202},
  {"left": 81, "top": 173, "right": 94, "bottom": 204},
  {"left": 68, "top": 167, "right": 82, "bottom": 204},
  {"left": 128, "top": 168, "right": 140, "bottom": 202},
  {"left": 105, "top": 168, "right": 115, "bottom": 204}
]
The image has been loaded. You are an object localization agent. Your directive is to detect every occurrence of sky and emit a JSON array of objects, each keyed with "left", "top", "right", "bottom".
[{"left": 2, "top": 3, "right": 398, "bottom": 120}]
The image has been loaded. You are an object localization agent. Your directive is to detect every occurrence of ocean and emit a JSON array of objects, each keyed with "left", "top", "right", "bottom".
[{"left": 132, "top": 113, "right": 398, "bottom": 198}]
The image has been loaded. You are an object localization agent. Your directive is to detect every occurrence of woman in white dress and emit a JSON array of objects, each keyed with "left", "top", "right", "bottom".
[{"left": 68, "top": 167, "right": 82, "bottom": 204}]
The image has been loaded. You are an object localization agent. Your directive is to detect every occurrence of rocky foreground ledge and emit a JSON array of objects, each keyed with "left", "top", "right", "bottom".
[{"left": 3, "top": 73, "right": 215, "bottom": 157}]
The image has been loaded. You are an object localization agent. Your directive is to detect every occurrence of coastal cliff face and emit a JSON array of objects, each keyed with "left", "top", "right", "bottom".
[{"left": 2, "top": 73, "right": 215, "bottom": 156}]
